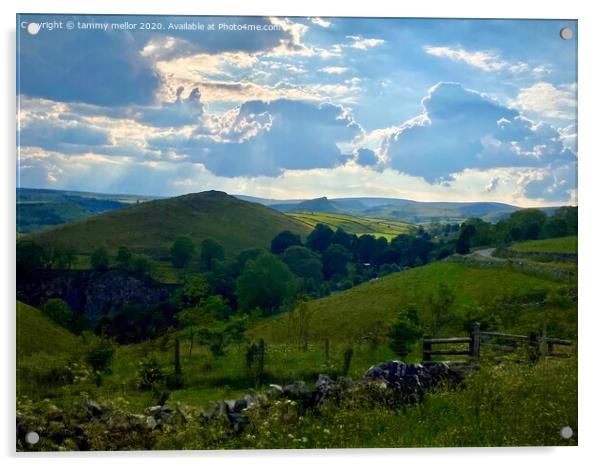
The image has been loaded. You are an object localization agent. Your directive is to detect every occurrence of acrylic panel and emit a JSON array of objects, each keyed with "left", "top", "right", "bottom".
[{"left": 16, "top": 14, "right": 577, "bottom": 451}]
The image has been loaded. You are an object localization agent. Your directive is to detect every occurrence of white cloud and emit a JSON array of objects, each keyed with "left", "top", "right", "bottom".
[
  {"left": 380, "top": 82, "right": 576, "bottom": 202},
  {"left": 512, "top": 82, "right": 577, "bottom": 120},
  {"left": 345, "top": 35, "right": 385, "bottom": 50},
  {"left": 425, "top": 45, "right": 546, "bottom": 78},
  {"left": 320, "top": 66, "right": 349, "bottom": 75},
  {"left": 308, "top": 17, "right": 331, "bottom": 28},
  {"left": 425, "top": 46, "right": 507, "bottom": 72}
]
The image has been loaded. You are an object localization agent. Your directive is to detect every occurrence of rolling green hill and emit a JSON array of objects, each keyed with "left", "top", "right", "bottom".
[
  {"left": 287, "top": 211, "right": 414, "bottom": 240},
  {"left": 17, "top": 187, "right": 157, "bottom": 233},
  {"left": 16, "top": 301, "right": 79, "bottom": 357},
  {"left": 510, "top": 236, "right": 578, "bottom": 254},
  {"left": 25, "top": 191, "right": 311, "bottom": 258},
  {"left": 250, "top": 261, "right": 576, "bottom": 345}
]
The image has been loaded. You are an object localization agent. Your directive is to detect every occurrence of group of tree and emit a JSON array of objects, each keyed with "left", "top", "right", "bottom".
[
  {"left": 17, "top": 241, "right": 77, "bottom": 275},
  {"left": 453, "top": 206, "right": 577, "bottom": 254},
  {"left": 170, "top": 237, "right": 225, "bottom": 270}
]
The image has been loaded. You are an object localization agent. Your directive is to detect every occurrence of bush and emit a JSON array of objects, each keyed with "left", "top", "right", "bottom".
[
  {"left": 388, "top": 307, "right": 422, "bottom": 358},
  {"left": 42, "top": 298, "right": 73, "bottom": 329},
  {"left": 137, "top": 358, "right": 164, "bottom": 390},
  {"left": 90, "top": 247, "right": 110, "bottom": 270},
  {"left": 85, "top": 338, "right": 115, "bottom": 373}
]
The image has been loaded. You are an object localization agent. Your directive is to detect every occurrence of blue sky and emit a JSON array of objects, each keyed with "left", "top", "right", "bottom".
[{"left": 17, "top": 15, "right": 577, "bottom": 206}]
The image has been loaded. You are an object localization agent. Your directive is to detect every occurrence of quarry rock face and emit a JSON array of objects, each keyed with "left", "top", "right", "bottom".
[{"left": 17, "top": 269, "right": 174, "bottom": 321}]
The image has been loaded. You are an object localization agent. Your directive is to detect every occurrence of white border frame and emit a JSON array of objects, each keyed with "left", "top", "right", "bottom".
[{"left": 3, "top": 1, "right": 600, "bottom": 464}]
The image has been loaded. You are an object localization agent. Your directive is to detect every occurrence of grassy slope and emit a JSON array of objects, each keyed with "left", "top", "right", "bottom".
[
  {"left": 250, "top": 261, "right": 574, "bottom": 345},
  {"left": 510, "top": 236, "right": 578, "bottom": 254},
  {"left": 287, "top": 211, "right": 413, "bottom": 240},
  {"left": 16, "top": 301, "right": 79, "bottom": 357},
  {"left": 26, "top": 191, "right": 311, "bottom": 257}
]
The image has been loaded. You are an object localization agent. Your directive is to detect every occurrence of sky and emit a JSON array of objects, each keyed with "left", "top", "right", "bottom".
[{"left": 16, "top": 15, "right": 577, "bottom": 206}]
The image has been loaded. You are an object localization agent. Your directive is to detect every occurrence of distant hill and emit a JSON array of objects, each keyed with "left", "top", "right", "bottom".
[
  {"left": 25, "top": 190, "right": 311, "bottom": 258},
  {"left": 237, "top": 195, "right": 529, "bottom": 223},
  {"left": 273, "top": 197, "right": 342, "bottom": 213},
  {"left": 287, "top": 211, "right": 413, "bottom": 240},
  {"left": 17, "top": 187, "right": 158, "bottom": 233}
]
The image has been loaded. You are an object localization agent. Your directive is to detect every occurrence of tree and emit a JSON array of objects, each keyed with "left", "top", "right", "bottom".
[
  {"left": 85, "top": 336, "right": 116, "bottom": 373},
  {"left": 332, "top": 228, "right": 355, "bottom": 250},
  {"left": 425, "top": 283, "right": 456, "bottom": 336},
  {"left": 203, "top": 295, "right": 232, "bottom": 321},
  {"left": 282, "top": 246, "right": 323, "bottom": 281},
  {"left": 171, "top": 237, "right": 195, "bottom": 268},
  {"left": 462, "top": 218, "right": 494, "bottom": 246},
  {"left": 236, "top": 252, "right": 297, "bottom": 314},
  {"left": 356, "top": 234, "right": 376, "bottom": 264},
  {"left": 130, "top": 254, "right": 153, "bottom": 276},
  {"left": 199, "top": 239, "right": 225, "bottom": 270},
  {"left": 90, "top": 247, "right": 109, "bottom": 270},
  {"left": 16, "top": 240, "right": 45, "bottom": 275},
  {"left": 288, "top": 301, "right": 312, "bottom": 350},
  {"left": 235, "top": 248, "right": 265, "bottom": 272},
  {"left": 116, "top": 246, "right": 132, "bottom": 269},
  {"left": 175, "top": 276, "right": 211, "bottom": 357},
  {"left": 322, "top": 244, "right": 350, "bottom": 279},
  {"left": 271, "top": 230, "right": 302, "bottom": 255},
  {"left": 197, "top": 316, "right": 247, "bottom": 358},
  {"left": 176, "top": 275, "right": 210, "bottom": 308},
  {"left": 506, "top": 209, "right": 548, "bottom": 241},
  {"left": 306, "top": 224, "right": 334, "bottom": 253},
  {"left": 53, "top": 248, "right": 77, "bottom": 270},
  {"left": 42, "top": 298, "right": 74, "bottom": 329},
  {"left": 456, "top": 224, "right": 476, "bottom": 255},
  {"left": 388, "top": 306, "right": 423, "bottom": 358}
]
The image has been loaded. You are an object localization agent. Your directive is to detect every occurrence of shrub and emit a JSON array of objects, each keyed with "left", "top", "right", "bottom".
[
  {"left": 137, "top": 358, "right": 164, "bottom": 390},
  {"left": 85, "top": 338, "right": 115, "bottom": 373}
]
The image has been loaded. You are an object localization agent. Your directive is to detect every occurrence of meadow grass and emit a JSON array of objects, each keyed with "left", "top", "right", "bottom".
[
  {"left": 250, "top": 261, "right": 576, "bottom": 345},
  {"left": 510, "top": 236, "right": 578, "bottom": 254}
]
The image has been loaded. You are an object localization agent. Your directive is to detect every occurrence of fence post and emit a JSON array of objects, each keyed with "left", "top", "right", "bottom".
[
  {"left": 257, "top": 338, "right": 265, "bottom": 386},
  {"left": 343, "top": 348, "right": 353, "bottom": 376},
  {"left": 469, "top": 322, "right": 481, "bottom": 360},
  {"left": 528, "top": 331, "right": 540, "bottom": 362},
  {"left": 174, "top": 334, "right": 182, "bottom": 375},
  {"left": 423, "top": 335, "right": 432, "bottom": 362},
  {"left": 540, "top": 326, "right": 548, "bottom": 356}
]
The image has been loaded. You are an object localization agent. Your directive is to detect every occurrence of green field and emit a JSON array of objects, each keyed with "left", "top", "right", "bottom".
[
  {"left": 510, "top": 236, "right": 578, "bottom": 254},
  {"left": 287, "top": 211, "right": 414, "bottom": 240},
  {"left": 26, "top": 191, "right": 311, "bottom": 258},
  {"left": 251, "top": 261, "right": 576, "bottom": 345},
  {"left": 17, "top": 301, "right": 80, "bottom": 357}
]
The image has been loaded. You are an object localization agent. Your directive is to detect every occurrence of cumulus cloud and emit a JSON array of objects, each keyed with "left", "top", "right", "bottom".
[
  {"left": 320, "top": 66, "right": 349, "bottom": 75},
  {"left": 382, "top": 82, "right": 576, "bottom": 202},
  {"left": 132, "top": 87, "right": 205, "bottom": 127},
  {"left": 345, "top": 35, "right": 385, "bottom": 50},
  {"left": 512, "top": 82, "right": 577, "bottom": 120},
  {"left": 19, "top": 116, "right": 110, "bottom": 154},
  {"left": 17, "top": 14, "right": 296, "bottom": 106},
  {"left": 308, "top": 17, "right": 331, "bottom": 28},
  {"left": 149, "top": 98, "right": 363, "bottom": 177},
  {"left": 425, "top": 45, "right": 545, "bottom": 76}
]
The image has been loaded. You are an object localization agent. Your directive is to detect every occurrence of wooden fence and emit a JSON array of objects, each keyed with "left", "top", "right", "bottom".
[{"left": 422, "top": 323, "right": 571, "bottom": 362}]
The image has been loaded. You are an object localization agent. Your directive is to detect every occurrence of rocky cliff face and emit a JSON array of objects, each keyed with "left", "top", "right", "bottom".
[{"left": 17, "top": 269, "right": 174, "bottom": 321}]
